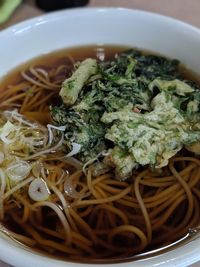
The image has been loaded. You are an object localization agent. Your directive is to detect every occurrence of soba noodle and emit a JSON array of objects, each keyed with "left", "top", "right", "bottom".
[{"left": 0, "top": 48, "right": 199, "bottom": 261}]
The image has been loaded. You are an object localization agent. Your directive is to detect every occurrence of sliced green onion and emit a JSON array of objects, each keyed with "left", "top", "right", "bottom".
[
  {"left": 0, "top": 152, "right": 4, "bottom": 164},
  {"left": 0, "top": 121, "right": 17, "bottom": 144},
  {"left": 32, "top": 161, "right": 43, "bottom": 178},
  {"left": 47, "top": 124, "right": 66, "bottom": 146},
  {"left": 6, "top": 160, "right": 31, "bottom": 182},
  {"left": 28, "top": 178, "right": 50, "bottom": 202},
  {"left": 66, "top": 142, "right": 81, "bottom": 157},
  {"left": 0, "top": 168, "right": 6, "bottom": 219}
]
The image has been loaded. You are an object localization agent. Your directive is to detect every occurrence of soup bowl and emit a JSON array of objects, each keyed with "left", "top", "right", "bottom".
[{"left": 0, "top": 7, "right": 200, "bottom": 267}]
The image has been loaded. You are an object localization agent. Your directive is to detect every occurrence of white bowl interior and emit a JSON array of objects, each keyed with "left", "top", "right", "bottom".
[
  {"left": 1, "top": 8, "right": 200, "bottom": 76},
  {"left": 0, "top": 7, "right": 200, "bottom": 267}
]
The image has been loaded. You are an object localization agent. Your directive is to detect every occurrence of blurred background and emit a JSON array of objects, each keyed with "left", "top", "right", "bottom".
[{"left": 0, "top": 0, "right": 200, "bottom": 30}]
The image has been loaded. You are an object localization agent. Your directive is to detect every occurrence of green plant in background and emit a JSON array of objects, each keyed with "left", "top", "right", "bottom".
[{"left": 0, "top": 0, "right": 22, "bottom": 25}]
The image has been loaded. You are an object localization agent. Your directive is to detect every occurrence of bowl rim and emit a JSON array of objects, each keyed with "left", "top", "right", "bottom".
[
  {"left": 0, "top": 6, "right": 200, "bottom": 267},
  {"left": 1, "top": 6, "right": 200, "bottom": 36}
]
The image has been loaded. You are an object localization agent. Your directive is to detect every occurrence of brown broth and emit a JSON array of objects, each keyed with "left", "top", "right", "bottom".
[
  {"left": 1, "top": 45, "right": 200, "bottom": 90},
  {"left": 0, "top": 45, "right": 200, "bottom": 263},
  {"left": 0, "top": 45, "right": 129, "bottom": 90}
]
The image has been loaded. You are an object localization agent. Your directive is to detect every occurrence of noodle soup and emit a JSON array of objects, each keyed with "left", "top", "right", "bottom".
[{"left": 0, "top": 45, "right": 200, "bottom": 263}]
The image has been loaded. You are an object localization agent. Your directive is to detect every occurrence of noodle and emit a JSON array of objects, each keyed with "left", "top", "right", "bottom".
[
  {"left": 1, "top": 155, "right": 200, "bottom": 260},
  {"left": 134, "top": 170, "right": 152, "bottom": 243},
  {"left": 0, "top": 50, "right": 200, "bottom": 262}
]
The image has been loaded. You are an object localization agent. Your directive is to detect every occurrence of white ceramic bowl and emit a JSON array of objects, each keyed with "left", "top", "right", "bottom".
[{"left": 0, "top": 7, "right": 200, "bottom": 267}]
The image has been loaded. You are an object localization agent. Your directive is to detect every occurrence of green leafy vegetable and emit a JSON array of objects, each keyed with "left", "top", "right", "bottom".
[
  {"left": 51, "top": 49, "right": 200, "bottom": 180},
  {"left": 102, "top": 91, "right": 200, "bottom": 169},
  {"left": 59, "top": 58, "right": 98, "bottom": 107}
]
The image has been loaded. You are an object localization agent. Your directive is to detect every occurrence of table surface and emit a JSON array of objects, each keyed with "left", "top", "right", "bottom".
[{"left": 0, "top": 0, "right": 200, "bottom": 266}]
